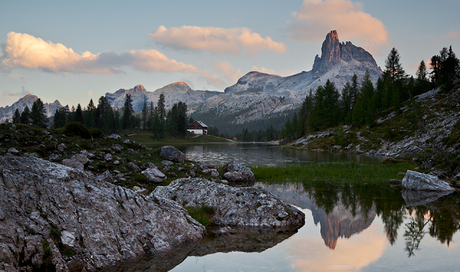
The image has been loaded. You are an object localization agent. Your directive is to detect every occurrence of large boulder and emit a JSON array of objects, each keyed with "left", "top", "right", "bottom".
[
  {"left": 160, "top": 146, "right": 185, "bottom": 163},
  {"left": 402, "top": 170, "right": 457, "bottom": 191},
  {"left": 142, "top": 167, "right": 166, "bottom": 183},
  {"left": 223, "top": 161, "right": 255, "bottom": 184},
  {"left": 154, "top": 178, "right": 305, "bottom": 230},
  {"left": 0, "top": 155, "right": 205, "bottom": 271}
]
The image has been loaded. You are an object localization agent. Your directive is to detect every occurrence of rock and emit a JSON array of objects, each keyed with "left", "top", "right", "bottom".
[
  {"left": 107, "top": 134, "right": 121, "bottom": 141},
  {"left": 142, "top": 167, "right": 167, "bottom": 183},
  {"left": 128, "top": 162, "right": 141, "bottom": 173},
  {"left": 0, "top": 155, "right": 205, "bottom": 271},
  {"left": 223, "top": 171, "right": 243, "bottom": 182},
  {"left": 80, "top": 149, "right": 95, "bottom": 159},
  {"left": 48, "top": 153, "right": 60, "bottom": 162},
  {"left": 160, "top": 146, "right": 185, "bottom": 163},
  {"left": 162, "top": 160, "right": 174, "bottom": 166},
  {"left": 42, "top": 130, "right": 50, "bottom": 135},
  {"left": 203, "top": 169, "right": 220, "bottom": 178},
  {"left": 62, "top": 159, "right": 84, "bottom": 172},
  {"left": 138, "top": 144, "right": 147, "bottom": 149},
  {"left": 57, "top": 143, "right": 66, "bottom": 152},
  {"left": 113, "top": 160, "right": 121, "bottom": 165},
  {"left": 123, "top": 139, "right": 135, "bottom": 145},
  {"left": 223, "top": 161, "right": 255, "bottom": 184},
  {"left": 402, "top": 170, "right": 457, "bottom": 191},
  {"left": 402, "top": 190, "right": 453, "bottom": 207},
  {"left": 112, "top": 144, "right": 123, "bottom": 152},
  {"left": 96, "top": 170, "right": 113, "bottom": 183},
  {"left": 71, "top": 154, "right": 90, "bottom": 166},
  {"left": 104, "top": 153, "right": 113, "bottom": 161},
  {"left": 7, "top": 147, "right": 19, "bottom": 155},
  {"left": 197, "top": 161, "right": 216, "bottom": 170},
  {"left": 154, "top": 178, "right": 305, "bottom": 230},
  {"left": 133, "top": 186, "right": 148, "bottom": 194}
]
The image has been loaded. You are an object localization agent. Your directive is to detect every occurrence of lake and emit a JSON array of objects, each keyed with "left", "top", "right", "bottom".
[
  {"left": 149, "top": 142, "right": 382, "bottom": 166},
  {"left": 105, "top": 143, "right": 460, "bottom": 272}
]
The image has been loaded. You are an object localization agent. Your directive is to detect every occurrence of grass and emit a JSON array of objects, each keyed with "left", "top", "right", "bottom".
[
  {"left": 252, "top": 161, "right": 417, "bottom": 185},
  {"left": 185, "top": 205, "right": 216, "bottom": 228}
]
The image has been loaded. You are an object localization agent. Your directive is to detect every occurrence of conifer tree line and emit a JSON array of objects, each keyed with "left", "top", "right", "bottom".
[
  {"left": 12, "top": 92, "right": 189, "bottom": 138},
  {"left": 280, "top": 46, "right": 460, "bottom": 140}
]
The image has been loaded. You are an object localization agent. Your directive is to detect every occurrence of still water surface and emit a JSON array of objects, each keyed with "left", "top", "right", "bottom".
[
  {"left": 107, "top": 143, "right": 460, "bottom": 271},
  {"left": 150, "top": 142, "right": 381, "bottom": 166}
]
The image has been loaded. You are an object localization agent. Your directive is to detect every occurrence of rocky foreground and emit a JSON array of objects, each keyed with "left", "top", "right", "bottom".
[{"left": 0, "top": 152, "right": 305, "bottom": 271}]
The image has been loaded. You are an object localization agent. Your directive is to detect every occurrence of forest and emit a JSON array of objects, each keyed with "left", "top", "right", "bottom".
[{"left": 279, "top": 46, "right": 460, "bottom": 141}]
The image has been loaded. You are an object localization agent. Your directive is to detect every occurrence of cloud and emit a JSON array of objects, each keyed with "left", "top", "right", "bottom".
[
  {"left": 2, "top": 86, "right": 30, "bottom": 98},
  {"left": 0, "top": 32, "right": 226, "bottom": 88},
  {"left": 288, "top": 0, "right": 389, "bottom": 54},
  {"left": 150, "top": 25, "right": 287, "bottom": 55},
  {"left": 213, "top": 61, "right": 243, "bottom": 84},
  {"left": 10, "top": 73, "right": 24, "bottom": 80},
  {"left": 445, "top": 32, "right": 460, "bottom": 38},
  {"left": 1, "top": 32, "right": 113, "bottom": 74},
  {"left": 87, "top": 90, "right": 94, "bottom": 96}
]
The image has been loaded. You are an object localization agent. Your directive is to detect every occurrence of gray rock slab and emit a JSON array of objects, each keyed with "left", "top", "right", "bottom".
[
  {"left": 0, "top": 155, "right": 205, "bottom": 271},
  {"left": 154, "top": 178, "right": 305, "bottom": 230},
  {"left": 402, "top": 170, "right": 456, "bottom": 191}
]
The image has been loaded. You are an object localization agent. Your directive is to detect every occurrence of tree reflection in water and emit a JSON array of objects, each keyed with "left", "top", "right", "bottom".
[{"left": 302, "top": 182, "right": 460, "bottom": 254}]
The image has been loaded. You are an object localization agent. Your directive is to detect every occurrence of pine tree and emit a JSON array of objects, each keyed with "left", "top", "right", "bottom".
[
  {"left": 141, "top": 101, "right": 148, "bottom": 130},
  {"left": 20, "top": 106, "right": 31, "bottom": 124},
  {"left": 121, "top": 94, "right": 134, "bottom": 130},
  {"left": 157, "top": 94, "right": 166, "bottom": 124},
  {"left": 385, "top": 48, "right": 405, "bottom": 83},
  {"left": 53, "top": 107, "right": 68, "bottom": 128},
  {"left": 148, "top": 101, "right": 155, "bottom": 131},
  {"left": 75, "top": 104, "right": 83, "bottom": 124},
  {"left": 12, "top": 109, "right": 21, "bottom": 123},
  {"left": 31, "top": 98, "right": 47, "bottom": 128},
  {"left": 84, "top": 99, "right": 96, "bottom": 128}
]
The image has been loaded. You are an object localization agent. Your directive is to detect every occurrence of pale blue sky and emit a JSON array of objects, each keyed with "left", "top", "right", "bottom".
[{"left": 1, "top": 0, "right": 459, "bottom": 108}]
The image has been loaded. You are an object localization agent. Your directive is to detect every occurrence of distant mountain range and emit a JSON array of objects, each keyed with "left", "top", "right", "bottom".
[
  {"left": 1, "top": 30, "right": 382, "bottom": 134},
  {"left": 0, "top": 94, "right": 62, "bottom": 123}
]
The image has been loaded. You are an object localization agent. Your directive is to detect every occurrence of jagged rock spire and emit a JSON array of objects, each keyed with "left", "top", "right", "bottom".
[{"left": 312, "top": 30, "right": 378, "bottom": 76}]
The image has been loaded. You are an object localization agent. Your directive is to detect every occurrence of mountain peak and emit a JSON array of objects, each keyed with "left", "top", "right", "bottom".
[{"left": 312, "top": 30, "right": 378, "bottom": 76}]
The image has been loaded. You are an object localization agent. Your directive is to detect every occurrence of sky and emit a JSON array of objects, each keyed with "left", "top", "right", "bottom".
[{"left": 1, "top": 0, "right": 459, "bottom": 108}]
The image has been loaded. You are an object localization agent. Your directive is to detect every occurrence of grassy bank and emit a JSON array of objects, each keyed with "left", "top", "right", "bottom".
[{"left": 252, "top": 161, "right": 418, "bottom": 185}]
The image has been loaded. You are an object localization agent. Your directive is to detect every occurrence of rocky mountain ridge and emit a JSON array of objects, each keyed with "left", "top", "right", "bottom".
[
  {"left": 190, "top": 30, "right": 382, "bottom": 134},
  {"left": 0, "top": 30, "right": 381, "bottom": 132},
  {"left": 0, "top": 94, "right": 62, "bottom": 123},
  {"left": 106, "top": 82, "right": 221, "bottom": 111}
]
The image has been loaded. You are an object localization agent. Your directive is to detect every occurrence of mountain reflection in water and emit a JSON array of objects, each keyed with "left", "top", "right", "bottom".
[{"left": 102, "top": 182, "right": 460, "bottom": 272}]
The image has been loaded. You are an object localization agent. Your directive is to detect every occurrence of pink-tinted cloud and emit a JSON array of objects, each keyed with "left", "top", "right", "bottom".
[
  {"left": 0, "top": 32, "right": 226, "bottom": 88},
  {"left": 445, "top": 32, "right": 460, "bottom": 38},
  {"left": 288, "top": 0, "right": 389, "bottom": 55},
  {"left": 150, "top": 25, "right": 287, "bottom": 55},
  {"left": 213, "top": 61, "right": 243, "bottom": 84}
]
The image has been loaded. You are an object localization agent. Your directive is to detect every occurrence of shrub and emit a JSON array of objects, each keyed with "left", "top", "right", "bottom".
[
  {"left": 63, "top": 122, "right": 91, "bottom": 139},
  {"left": 90, "top": 127, "right": 104, "bottom": 138}
]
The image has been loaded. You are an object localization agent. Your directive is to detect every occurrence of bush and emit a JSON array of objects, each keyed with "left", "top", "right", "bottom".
[
  {"left": 90, "top": 127, "right": 104, "bottom": 138},
  {"left": 63, "top": 122, "right": 91, "bottom": 139}
]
